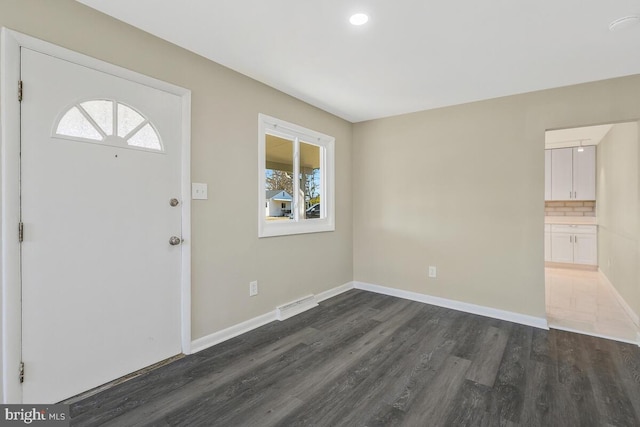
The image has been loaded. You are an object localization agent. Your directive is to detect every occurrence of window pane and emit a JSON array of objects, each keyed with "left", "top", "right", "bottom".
[
  {"left": 80, "top": 100, "right": 113, "bottom": 135},
  {"left": 128, "top": 123, "right": 162, "bottom": 150},
  {"left": 56, "top": 106, "right": 103, "bottom": 141},
  {"left": 300, "top": 142, "right": 322, "bottom": 220},
  {"left": 117, "top": 103, "right": 145, "bottom": 138},
  {"left": 265, "top": 134, "right": 293, "bottom": 220}
]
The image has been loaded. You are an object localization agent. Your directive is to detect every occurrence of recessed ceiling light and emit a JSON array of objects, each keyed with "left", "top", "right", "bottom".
[
  {"left": 609, "top": 15, "right": 640, "bottom": 32},
  {"left": 349, "top": 13, "right": 369, "bottom": 26}
]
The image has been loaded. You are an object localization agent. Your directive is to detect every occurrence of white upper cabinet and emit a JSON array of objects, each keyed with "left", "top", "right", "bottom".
[
  {"left": 550, "top": 148, "right": 573, "bottom": 200},
  {"left": 547, "top": 146, "right": 595, "bottom": 201},
  {"left": 572, "top": 146, "right": 596, "bottom": 200}
]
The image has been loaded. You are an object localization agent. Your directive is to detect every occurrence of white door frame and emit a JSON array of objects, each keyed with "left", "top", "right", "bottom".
[{"left": 0, "top": 28, "right": 192, "bottom": 404}]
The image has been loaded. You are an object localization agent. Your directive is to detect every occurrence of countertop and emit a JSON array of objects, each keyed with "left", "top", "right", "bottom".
[{"left": 544, "top": 216, "right": 597, "bottom": 225}]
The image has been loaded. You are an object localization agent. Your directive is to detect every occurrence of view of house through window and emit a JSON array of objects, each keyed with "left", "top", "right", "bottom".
[
  {"left": 300, "top": 142, "right": 322, "bottom": 219},
  {"left": 265, "top": 135, "right": 293, "bottom": 219},
  {"left": 265, "top": 135, "right": 322, "bottom": 221}
]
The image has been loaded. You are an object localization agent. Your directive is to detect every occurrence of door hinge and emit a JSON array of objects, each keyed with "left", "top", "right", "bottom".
[
  {"left": 19, "top": 361, "right": 24, "bottom": 383},
  {"left": 18, "top": 222, "right": 24, "bottom": 243},
  {"left": 18, "top": 80, "right": 23, "bottom": 102}
]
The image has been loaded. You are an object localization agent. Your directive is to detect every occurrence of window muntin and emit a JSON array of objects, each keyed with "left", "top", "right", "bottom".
[
  {"left": 128, "top": 123, "right": 161, "bottom": 150},
  {"left": 116, "top": 103, "right": 145, "bottom": 138},
  {"left": 81, "top": 100, "right": 113, "bottom": 135},
  {"left": 54, "top": 100, "right": 163, "bottom": 152},
  {"left": 57, "top": 106, "right": 103, "bottom": 141},
  {"left": 258, "top": 114, "right": 335, "bottom": 237}
]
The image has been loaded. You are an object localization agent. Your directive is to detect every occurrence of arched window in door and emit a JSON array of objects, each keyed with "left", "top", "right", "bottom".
[{"left": 54, "top": 99, "right": 163, "bottom": 152}]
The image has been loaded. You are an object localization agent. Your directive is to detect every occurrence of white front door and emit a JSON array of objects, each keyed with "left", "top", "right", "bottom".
[{"left": 20, "top": 48, "right": 183, "bottom": 403}]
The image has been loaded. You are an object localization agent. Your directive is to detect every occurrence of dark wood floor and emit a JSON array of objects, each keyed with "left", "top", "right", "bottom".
[{"left": 69, "top": 290, "right": 640, "bottom": 426}]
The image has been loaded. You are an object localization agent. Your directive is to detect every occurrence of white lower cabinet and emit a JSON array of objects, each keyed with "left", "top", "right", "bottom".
[
  {"left": 549, "top": 224, "right": 597, "bottom": 266},
  {"left": 550, "top": 232, "right": 574, "bottom": 263},
  {"left": 574, "top": 232, "right": 597, "bottom": 265}
]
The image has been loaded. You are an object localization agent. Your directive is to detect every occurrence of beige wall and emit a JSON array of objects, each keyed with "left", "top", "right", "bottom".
[
  {"left": 353, "top": 77, "right": 640, "bottom": 318},
  {"left": 2, "top": 0, "right": 640, "bottom": 356},
  {"left": 0, "top": 0, "right": 353, "bottom": 340},
  {"left": 597, "top": 122, "right": 640, "bottom": 318}
]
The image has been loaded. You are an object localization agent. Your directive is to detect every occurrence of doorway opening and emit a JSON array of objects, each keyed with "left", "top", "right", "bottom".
[{"left": 544, "top": 122, "right": 640, "bottom": 344}]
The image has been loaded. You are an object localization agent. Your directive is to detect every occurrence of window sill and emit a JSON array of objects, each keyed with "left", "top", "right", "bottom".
[{"left": 258, "top": 218, "right": 335, "bottom": 238}]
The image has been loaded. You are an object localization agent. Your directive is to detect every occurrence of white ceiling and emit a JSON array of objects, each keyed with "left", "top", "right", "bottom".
[
  {"left": 77, "top": 0, "right": 640, "bottom": 123},
  {"left": 545, "top": 124, "right": 613, "bottom": 149}
]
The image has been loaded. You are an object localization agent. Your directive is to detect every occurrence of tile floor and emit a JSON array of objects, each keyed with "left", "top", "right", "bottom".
[{"left": 545, "top": 267, "right": 639, "bottom": 344}]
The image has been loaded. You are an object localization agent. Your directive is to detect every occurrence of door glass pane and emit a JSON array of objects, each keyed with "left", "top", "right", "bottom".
[
  {"left": 56, "top": 106, "right": 102, "bottom": 141},
  {"left": 300, "top": 141, "right": 322, "bottom": 220},
  {"left": 128, "top": 123, "right": 162, "bottom": 150},
  {"left": 80, "top": 100, "right": 113, "bottom": 135},
  {"left": 265, "top": 134, "right": 293, "bottom": 220},
  {"left": 117, "top": 103, "right": 145, "bottom": 138}
]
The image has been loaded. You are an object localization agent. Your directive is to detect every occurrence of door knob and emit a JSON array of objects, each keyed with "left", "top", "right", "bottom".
[
  {"left": 169, "top": 236, "right": 182, "bottom": 246},
  {"left": 169, "top": 198, "right": 180, "bottom": 207}
]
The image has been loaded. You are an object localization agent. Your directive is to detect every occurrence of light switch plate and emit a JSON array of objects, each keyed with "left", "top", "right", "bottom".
[{"left": 192, "top": 183, "right": 208, "bottom": 200}]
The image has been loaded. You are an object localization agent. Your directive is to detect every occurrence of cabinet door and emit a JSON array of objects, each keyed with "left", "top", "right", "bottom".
[
  {"left": 544, "top": 150, "right": 552, "bottom": 201},
  {"left": 574, "top": 233, "right": 597, "bottom": 265},
  {"left": 573, "top": 146, "right": 596, "bottom": 200},
  {"left": 551, "top": 148, "right": 573, "bottom": 200},
  {"left": 551, "top": 232, "right": 574, "bottom": 263}
]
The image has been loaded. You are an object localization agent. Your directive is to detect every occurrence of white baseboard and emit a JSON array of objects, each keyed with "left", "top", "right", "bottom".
[
  {"left": 190, "top": 280, "right": 551, "bottom": 355},
  {"left": 315, "top": 281, "right": 355, "bottom": 302},
  {"left": 353, "top": 281, "right": 549, "bottom": 330},
  {"left": 190, "top": 281, "right": 355, "bottom": 354},
  {"left": 190, "top": 311, "right": 277, "bottom": 354},
  {"left": 598, "top": 268, "right": 640, "bottom": 328}
]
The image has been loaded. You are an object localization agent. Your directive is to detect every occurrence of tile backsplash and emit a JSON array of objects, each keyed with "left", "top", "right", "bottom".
[{"left": 545, "top": 201, "right": 595, "bottom": 217}]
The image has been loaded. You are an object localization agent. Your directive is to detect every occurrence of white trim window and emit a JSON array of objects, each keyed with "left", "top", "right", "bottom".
[{"left": 258, "top": 114, "right": 335, "bottom": 237}]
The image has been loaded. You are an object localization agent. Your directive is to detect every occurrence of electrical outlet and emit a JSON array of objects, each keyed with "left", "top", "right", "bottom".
[
  {"left": 428, "top": 266, "right": 437, "bottom": 278},
  {"left": 249, "top": 280, "right": 258, "bottom": 296}
]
